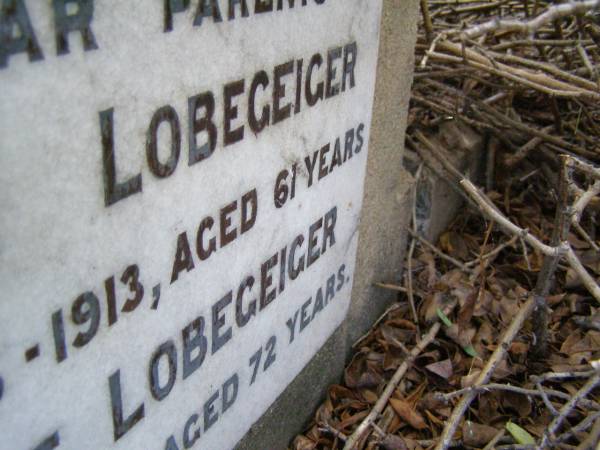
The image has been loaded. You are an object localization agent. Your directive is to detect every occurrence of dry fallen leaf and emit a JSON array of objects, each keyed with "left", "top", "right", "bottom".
[
  {"left": 462, "top": 420, "right": 500, "bottom": 447},
  {"left": 440, "top": 231, "right": 470, "bottom": 260},
  {"left": 417, "top": 392, "right": 446, "bottom": 412},
  {"left": 290, "top": 26, "right": 600, "bottom": 445},
  {"left": 389, "top": 398, "right": 428, "bottom": 430},
  {"left": 425, "top": 359, "right": 453, "bottom": 379},
  {"left": 380, "top": 434, "right": 408, "bottom": 450},
  {"left": 292, "top": 435, "right": 316, "bottom": 450},
  {"left": 502, "top": 391, "right": 532, "bottom": 417},
  {"left": 457, "top": 289, "right": 477, "bottom": 328},
  {"left": 445, "top": 323, "right": 476, "bottom": 349}
]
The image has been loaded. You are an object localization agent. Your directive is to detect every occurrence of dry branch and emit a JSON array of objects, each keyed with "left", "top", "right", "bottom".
[
  {"left": 456, "top": 1, "right": 600, "bottom": 39},
  {"left": 407, "top": 228, "right": 468, "bottom": 272},
  {"left": 564, "top": 248, "right": 600, "bottom": 303},
  {"left": 438, "top": 381, "right": 599, "bottom": 411},
  {"left": 575, "top": 416, "right": 600, "bottom": 449},
  {"left": 295, "top": 2, "right": 600, "bottom": 448},
  {"left": 435, "top": 297, "right": 536, "bottom": 450},
  {"left": 464, "top": 235, "right": 519, "bottom": 268},
  {"left": 538, "top": 371, "right": 600, "bottom": 449},
  {"left": 532, "top": 370, "right": 597, "bottom": 382},
  {"left": 430, "top": 42, "right": 600, "bottom": 100},
  {"left": 420, "top": 0, "right": 433, "bottom": 42},
  {"left": 343, "top": 309, "right": 451, "bottom": 450},
  {"left": 460, "top": 179, "right": 600, "bottom": 304},
  {"left": 566, "top": 156, "right": 600, "bottom": 181},
  {"left": 460, "top": 179, "right": 558, "bottom": 256},
  {"left": 557, "top": 410, "right": 600, "bottom": 444}
]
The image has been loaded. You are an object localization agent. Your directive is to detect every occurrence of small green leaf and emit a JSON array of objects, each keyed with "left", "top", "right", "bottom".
[
  {"left": 506, "top": 422, "right": 535, "bottom": 445},
  {"left": 463, "top": 344, "right": 479, "bottom": 358},
  {"left": 436, "top": 308, "right": 453, "bottom": 327}
]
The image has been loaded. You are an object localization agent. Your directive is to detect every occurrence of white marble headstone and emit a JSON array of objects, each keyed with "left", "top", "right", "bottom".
[{"left": 0, "top": 1, "right": 382, "bottom": 449}]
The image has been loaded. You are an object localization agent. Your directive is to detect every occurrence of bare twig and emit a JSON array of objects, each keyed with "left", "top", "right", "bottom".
[
  {"left": 406, "top": 164, "right": 424, "bottom": 328},
  {"left": 564, "top": 247, "right": 600, "bottom": 303},
  {"left": 318, "top": 423, "right": 348, "bottom": 442},
  {"left": 491, "top": 38, "right": 594, "bottom": 51},
  {"left": 538, "top": 371, "right": 600, "bottom": 448},
  {"left": 460, "top": 179, "right": 558, "bottom": 256},
  {"left": 465, "top": 235, "right": 519, "bottom": 268},
  {"left": 531, "top": 156, "right": 571, "bottom": 358},
  {"left": 505, "top": 126, "right": 554, "bottom": 168},
  {"left": 489, "top": 52, "right": 598, "bottom": 91},
  {"left": 428, "top": 47, "right": 600, "bottom": 100},
  {"left": 407, "top": 228, "right": 468, "bottom": 272},
  {"left": 420, "top": 0, "right": 434, "bottom": 42},
  {"left": 437, "top": 383, "right": 549, "bottom": 401},
  {"left": 436, "top": 382, "right": 598, "bottom": 410},
  {"left": 420, "top": 32, "right": 447, "bottom": 68},
  {"left": 556, "top": 410, "right": 600, "bottom": 444},
  {"left": 373, "top": 282, "right": 408, "bottom": 294},
  {"left": 571, "top": 180, "right": 600, "bottom": 224},
  {"left": 575, "top": 416, "right": 600, "bottom": 450},
  {"left": 496, "top": 446, "right": 536, "bottom": 450},
  {"left": 414, "top": 438, "right": 462, "bottom": 448},
  {"left": 532, "top": 369, "right": 597, "bottom": 383},
  {"left": 460, "top": 179, "right": 600, "bottom": 304},
  {"left": 373, "top": 282, "right": 427, "bottom": 301},
  {"left": 352, "top": 303, "right": 403, "bottom": 349},
  {"left": 483, "top": 429, "right": 506, "bottom": 450},
  {"left": 576, "top": 42, "right": 600, "bottom": 87},
  {"left": 536, "top": 381, "right": 560, "bottom": 416},
  {"left": 343, "top": 309, "right": 452, "bottom": 450},
  {"left": 566, "top": 157, "right": 600, "bottom": 181},
  {"left": 435, "top": 297, "right": 536, "bottom": 450},
  {"left": 572, "top": 221, "right": 600, "bottom": 252},
  {"left": 456, "top": 1, "right": 600, "bottom": 40}
]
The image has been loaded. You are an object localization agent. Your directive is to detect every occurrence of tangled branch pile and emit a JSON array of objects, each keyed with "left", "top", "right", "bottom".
[
  {"left": 291, "top": 1, "right": 600, "bottom": 450},
  {"left": 414, "top": 0, "right": 600, "bottom": 167}
]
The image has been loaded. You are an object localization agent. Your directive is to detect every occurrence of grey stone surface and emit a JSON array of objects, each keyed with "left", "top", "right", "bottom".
[
  {"left": 422, "top": 121, "right": 485, "bottom": 242},
  {"left": 345, "top": 0, "right": 420, "bottom": 350}
]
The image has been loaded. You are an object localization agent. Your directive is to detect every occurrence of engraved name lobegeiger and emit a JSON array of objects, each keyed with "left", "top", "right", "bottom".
[{"left": 100, "top": 40, "right": 358, "bottom": 207}]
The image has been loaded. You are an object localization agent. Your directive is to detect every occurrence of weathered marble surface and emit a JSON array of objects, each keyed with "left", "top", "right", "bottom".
[{"left": 0, "top": 1, "right": 382, "bottom": 449}]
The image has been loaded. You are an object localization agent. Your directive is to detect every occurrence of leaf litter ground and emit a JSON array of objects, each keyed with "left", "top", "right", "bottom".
[
  {"left": 291, "top": 1, "right": 600, "bottom": 448},
  {"left": 290, "top": 192, "right": 599, "bottom": 449}
]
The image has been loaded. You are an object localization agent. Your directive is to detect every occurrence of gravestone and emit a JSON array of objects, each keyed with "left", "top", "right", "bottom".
[{"left": 0, "top": 1, "right": 384, "bottom": 449}]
